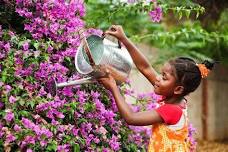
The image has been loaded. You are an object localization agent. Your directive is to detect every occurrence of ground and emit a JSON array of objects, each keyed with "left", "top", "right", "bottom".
[{"left": 197, "top": 140, "right": 228, "bottom": 152}]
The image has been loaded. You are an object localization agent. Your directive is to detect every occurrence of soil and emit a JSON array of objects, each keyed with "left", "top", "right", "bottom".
[{"left": 197, "top": 140, "right": 228, "bottom": 152}]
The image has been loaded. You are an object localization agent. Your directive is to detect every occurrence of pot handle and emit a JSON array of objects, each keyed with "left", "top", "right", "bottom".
[
  {"left": 78, "top": 29, "right": 96, "bottom": 67},
  {"left": 102, "top": 28, "right": 122, "bottom": 49}
]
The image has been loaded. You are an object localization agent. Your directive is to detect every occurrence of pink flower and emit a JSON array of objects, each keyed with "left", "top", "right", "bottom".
[
  {"left": 14, "top": 124, "right": 22, "bottom": 132},
  {"left": 4, "top": 85, "right": 12, "bottom": 94},
  {"left": 77, "top": 90, "right": 87, "bottom": 103},
  {"left": 26, "top": 149, "right": 33, "bottom": 152},
  {"left": 102, "top": 148, "right": 111, "bottom": 152},
  {"left": 149, "top": 6, "right": 162, "bottom": 22},
  {"left": 91, "top": 91, "right": 100, "bottom": 99},
  {"left": 109, "top": 135, "right": 120, "bottom": 151},
  {"left": 38, "top": 87, "right": 47, "bottom": 96},
  {"left": 4, "top": 111, "right": 14, "bottom": 122},
  {"left": 57, "top": 144, "right": 70, "bottom": 152},
  {"left": 137, "top": 93, "right": 147, "bottom": 100},
  {"left": 0, "top": 131, "right": 4, "bottom": 138},
  {"left": 40, "top": 140, "right": 48, "bottom": 147},
  {"left": 87, "top": 28, "right": 103, "bottom": 37},
  {"left": 62, "top": 87, "right": 74, "bottom": 97},
  {"left": 56, "top": 111, "right": 65, "bottom": 119},
  {"left": 6, "top": 133, "right": 16, "bottom": 143},
  {"left": 0, "top": 25, "right": 2, "bottom": 36},
  {"left": 98, "top": 126, "right": 107, "bottom": 135},
  {"left": 9, "top": 96, "right": 17, "bottom": 104},
  {"left": 3, "top": 43, "right": 10, "bottom": 52},
  {"left": 188, "top": 123, "right": 197, "bottom": 151},
  {"left": 8, "top": 31, "right": 15, "bottom": 36},
  {"left": 0, "top": 102, "right": 4, "bottom": 109},
  {"left": 72, "top": 128, "right": 79, "bottom": 136},
  {"left": 20, "top": 135, "right": 36, "bottom": 148},
  {"left": 22, "top": 117, "right": 35, "bottom": 129},
  {"left": 22, "top": 41, "right": 29, "bottom": 50},
  {"left": 127, "top": 0, "right": 136, "bottom": 3},
  {"left": 124, "top": 88, "right": 134, "bottom": 96}
]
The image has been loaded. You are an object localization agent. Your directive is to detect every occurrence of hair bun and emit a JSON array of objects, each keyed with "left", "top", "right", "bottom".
[{"left": 202, "top": 60, "right": 216, "bottom": 70}]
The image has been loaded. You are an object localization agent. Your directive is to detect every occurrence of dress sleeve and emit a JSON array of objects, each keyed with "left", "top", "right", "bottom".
[{"left": 155, "top": 104, "right": 183, "bottom": 125}]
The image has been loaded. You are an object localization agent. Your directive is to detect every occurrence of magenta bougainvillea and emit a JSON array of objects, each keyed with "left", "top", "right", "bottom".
[{"left": 0, "top": 0, "right": 152, "bottom": 151}]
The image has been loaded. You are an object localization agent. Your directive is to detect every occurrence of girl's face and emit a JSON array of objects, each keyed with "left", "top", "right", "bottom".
[{"left": 154, "top": 62, "right": 178, "bottom": 97}]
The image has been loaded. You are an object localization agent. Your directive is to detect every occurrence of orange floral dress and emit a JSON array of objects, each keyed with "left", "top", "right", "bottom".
[{"left": 148, "top": 104, "right": 189, "bottom": 152}]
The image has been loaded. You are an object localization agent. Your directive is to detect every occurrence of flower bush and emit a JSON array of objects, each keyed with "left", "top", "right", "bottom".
[{"left": 0, "top": 0, "right": 153, "bottom": 151}]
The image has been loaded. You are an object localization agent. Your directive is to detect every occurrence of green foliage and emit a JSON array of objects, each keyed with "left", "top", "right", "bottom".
[
  {"left": 72, "top": 143, "right": 80, "bottom": 152},
  {"left": 85, "top": 0, "right": 228, "bottom": 65},
  {"left": 46, "top": 140, "right": 58, "bottom": 151},
  {"left": 132, "top": 21, "right": 226, "bottom": 62},
  {"left": 0, "top": 50, "right": 15, "bottom": 83},
  {"left": 85, "top": 0, "right": 204, "bottom": 34}
]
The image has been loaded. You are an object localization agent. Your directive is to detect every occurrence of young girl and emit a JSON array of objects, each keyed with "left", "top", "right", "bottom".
[{"left": 98, "top": 25, "right": 214, "bottom": 151}]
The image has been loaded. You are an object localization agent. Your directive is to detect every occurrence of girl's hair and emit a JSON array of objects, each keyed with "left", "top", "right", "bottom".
[{"left": 169, "top": 57, "right": 215, "bottom": 96}]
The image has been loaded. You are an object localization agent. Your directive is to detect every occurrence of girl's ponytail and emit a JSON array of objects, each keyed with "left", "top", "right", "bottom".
[
  {"left": 202, "top": 60, "right": 216, "bottom": 70},
  {"left": 197, "top": 60, "right": 216, "bottom": 78}
]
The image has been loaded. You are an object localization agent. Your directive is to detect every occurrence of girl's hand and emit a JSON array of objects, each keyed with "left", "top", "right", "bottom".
[
  {"left": 97, "top": 65, "right": 117, "bottom": 91},
  {"left": 105, "top": 25, "right": 127, "bottom": 41}
]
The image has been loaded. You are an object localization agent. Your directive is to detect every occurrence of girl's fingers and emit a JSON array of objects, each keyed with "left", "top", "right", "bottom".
[
  {"left": 105, "top": 67, "right": 110, "bottom": 74},
  {"left": 98, "top": 78, "right": 107, "bottom": 85},
  {"left": 106, "top": 28, "right": 117, "bottom": 33},
  {"left": 105, "top": 25, "right": 118, "bottom": 34},
  {"left": 110, "top": 25, "right": 117, "bottom": 30},
  {"left": 104, "top": 30, "right": 115, "bottom": 36}
]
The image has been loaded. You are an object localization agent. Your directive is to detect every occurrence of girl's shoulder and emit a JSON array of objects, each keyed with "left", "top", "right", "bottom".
[
  {"left": 154, "top": 96, "right": 188, "bottom": 125},
  {"left": 155, "top": 103, "right": 183, "bottom": 125}
]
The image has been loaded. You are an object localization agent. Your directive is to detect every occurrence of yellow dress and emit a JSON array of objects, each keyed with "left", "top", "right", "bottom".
[{"left": 148, "top": 109, "right": 189, "bottom": 152}]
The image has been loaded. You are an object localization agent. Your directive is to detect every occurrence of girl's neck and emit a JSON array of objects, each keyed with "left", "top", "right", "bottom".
[{"left": 163, "top": 96, "right": 184, "bottom": 104}]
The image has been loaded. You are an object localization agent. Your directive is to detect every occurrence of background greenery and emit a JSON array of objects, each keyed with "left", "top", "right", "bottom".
[{"left": 84, "top": 0, "right": 228, "bottom": 65}]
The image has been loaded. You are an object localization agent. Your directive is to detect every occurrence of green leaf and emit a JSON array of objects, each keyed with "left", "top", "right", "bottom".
[
  {"left": 46, "top": 140, "right": 57, "bottom": 151},
  {"left": 196, "top": 11, "right": 200, "bottom": 19},
  {"left": 1, "top": 70, "right": 7, "bottom": 82},
  {"left": 77, "top": 118, "right": 87, "bottom": 125},
  {"left": 73, "top": 143, "right": 80, "bottom": 152},
  {"left": 184, "top": 33, "right": 189, "bottom": 39},
  {"left": 19, "top": 99, "right": 25, "bottom": 106},
  {"left": 185, "top": 10, "right": 191, "bottom": 18},
  {"left": 27, "top": 101, "right": 35, "bottom": 109},
  {"left": 84, "top": 103, "right": 95, "bottom": 112},
  {"left": 33, "top": 42, "right": 40, "bottom": 50},
  {"left": 50, "top": 125, "right": 57, "bottom": 131},
  {"left": 176, "top": 7, "right": 181, "bottom": 13},
  {"left": 18, "top": 40, "right": 25, "bottom": 49},
  {"left": 19, "top": 110, "right": 30, "bottom": 117},
  {"left": 69, "top": 102, "right": 79, "bottom": 109},
  {"left": 26, "top": 76, "right": 36, "bottom": 84},
  {"left": 178, "top": 11, "right": 183, "bottom": 20}
]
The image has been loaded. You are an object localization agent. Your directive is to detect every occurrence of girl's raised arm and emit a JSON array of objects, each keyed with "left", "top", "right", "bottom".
[{"left": 105, "top": 25, "right": 158, "bottom": 85}]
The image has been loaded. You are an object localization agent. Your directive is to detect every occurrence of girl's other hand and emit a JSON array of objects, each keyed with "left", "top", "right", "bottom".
[
  {"left": 105, "top": 25, "right": 127, "bottom": 41},
  {"left": 97, "top": 65, "right": 117, "bottom": 91}
]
